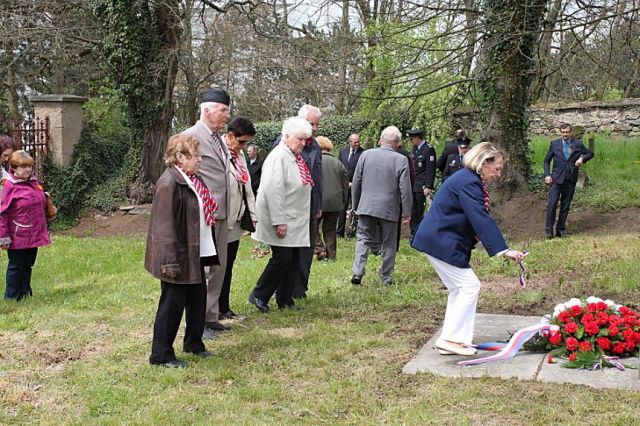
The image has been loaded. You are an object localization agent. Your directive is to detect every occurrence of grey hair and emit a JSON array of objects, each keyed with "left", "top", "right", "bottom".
[
  {"left": 298, "top": 104, "right": 322, "bottom": 120},
  {"left": 462, "top": 142, "right": 507, "bottom": 174},
  {"left": 282, "top": 116, "right": 312, "bottom": 140},
  {"left": 199, "top": 101, "right": 226, "bottom": 119},
  {"left": 379, "top": 126, "right": 402, "bottom": 146}
]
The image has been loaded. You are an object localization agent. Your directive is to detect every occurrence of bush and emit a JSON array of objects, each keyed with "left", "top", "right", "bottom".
[{"left": 251, "top": 115, "right": 369, "bottom": 153}]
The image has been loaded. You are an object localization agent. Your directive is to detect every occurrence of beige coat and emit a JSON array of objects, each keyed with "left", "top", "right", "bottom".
[
  {"left": 252, "top": 143, "right": 311, "bottom": 247},
  {"left": 182, "top": 120, "right": 230, "bottom": 219},
  {"left": 227, "top": 149, "right": 257, "bottom": 229}
]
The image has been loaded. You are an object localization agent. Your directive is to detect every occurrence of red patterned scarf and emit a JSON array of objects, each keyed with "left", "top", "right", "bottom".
[
  {"left": 480, "top": 176, "right": 490, "bottom": 212},
  {"left": 294, "top": 153, "right": 314, "bottom": 186},
  {"left": 177, "top": 165, "right": 218, "bottom": 226},
  {"left": 229, "top": 149, "right": 249, "bottom": 184}
]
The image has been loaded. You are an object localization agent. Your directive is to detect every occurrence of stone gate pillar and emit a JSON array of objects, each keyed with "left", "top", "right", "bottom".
[{"left": 30, "top": 94, "right": 87, "bottom": 166}]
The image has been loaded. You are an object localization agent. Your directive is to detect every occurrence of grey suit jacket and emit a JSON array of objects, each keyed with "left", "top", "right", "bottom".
[
  {"left": 182, "top": 120, "right": 230, "bottom": 219},
  {"left": 352, "top": 145, "right": 412, "bottom": 222}
]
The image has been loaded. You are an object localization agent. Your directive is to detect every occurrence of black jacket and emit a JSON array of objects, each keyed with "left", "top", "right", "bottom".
[
  {"left": 442, "top": 153, "right": 464, "bottom": 182},
  {"left": 412, "top": 141, "right": 436, "bottom": 191},
  {"left": 338, "top": 146, "right": 364, "bottom": 182},
  {"left": 247, "top": 155, "right": 262, "bottom": 195},
  {"left": 543, "top": 138, "right": 594, "bottom": 185},
  {"left": 437, "top": 137, "right": 472, "bottom": 173}
]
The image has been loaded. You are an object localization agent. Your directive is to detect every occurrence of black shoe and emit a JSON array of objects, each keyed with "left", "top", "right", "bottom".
[
  {"left": 351, "top": 274, "right": 362, "bottom": 285},
  {"left": 202, "top": 328, "right": 216, "bottom": 340},
  {"left": 546, "top": 233, "right": 553, "bottom": 239},
  {"left": 152, "top": 359, "right": 188, "bottom": 369},
  {"left": 556, "top": 231, "right": 567, "bottom": 237},
  {"left": 293, "top": 292, "right": 307, "bottom": 300},
  {"left": 278, "top": 303, "right": 302, "bottom": 311},
  {"left": 248, "top": 293, "right": 269, "bottom": 313},
  {"left": 186, "top": 350, "right": 213, "bottom": 358},
  {"left": 221, "top": 310, "right": 238, "bottom": 320},
  {"left": 206, "top": 321, "right": 231, "bottom": 331}
]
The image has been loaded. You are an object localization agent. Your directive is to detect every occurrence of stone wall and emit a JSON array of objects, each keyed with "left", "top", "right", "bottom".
[{"left": 453, "top": 98, "right": 640, "bottom": 137}]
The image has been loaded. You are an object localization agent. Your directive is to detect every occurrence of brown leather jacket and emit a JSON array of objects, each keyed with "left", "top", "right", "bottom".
[{"left": 145, "top": 166, "right": 217, "bottom": 284}]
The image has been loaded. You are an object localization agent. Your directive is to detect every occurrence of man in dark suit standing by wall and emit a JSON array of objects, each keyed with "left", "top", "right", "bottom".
[
  {"left": 407, "top": 129, "right": 436, "bottom": 236},
  {"left": 246, "top": 144, "right": 262, "bottom": 197},
  {"left": 544, "top": 123, "right": 594, "bottom": 238},
  {"left": 337, "top": 133, "right": 364, "bottom": 237}
]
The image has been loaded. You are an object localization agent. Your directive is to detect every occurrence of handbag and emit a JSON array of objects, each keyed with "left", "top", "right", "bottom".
[
  {"left": 240, "top": 185, "right": 255, "bottom": 233},
  {"left": 45, "top": 192, "right": 57, "bottom": 219}
]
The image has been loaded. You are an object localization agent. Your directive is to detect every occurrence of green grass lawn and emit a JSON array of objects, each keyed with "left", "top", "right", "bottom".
[
  {"left": 1, "top": 136, "right": 638, "bottom": 424},
  {"left": 1, "top": 230, "right": 639, "bottom": 424}
]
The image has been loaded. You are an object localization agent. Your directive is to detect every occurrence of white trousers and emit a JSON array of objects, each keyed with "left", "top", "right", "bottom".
[{"left": 427, "top": 254, "right": 481, "bottom": 345}]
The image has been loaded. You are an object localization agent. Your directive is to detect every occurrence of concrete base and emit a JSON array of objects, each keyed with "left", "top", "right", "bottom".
[{"left": 404, "top": 313, "right": 640, "bottom": 391}]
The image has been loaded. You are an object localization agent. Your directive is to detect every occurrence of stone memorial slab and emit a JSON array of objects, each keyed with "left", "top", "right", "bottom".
[{"left": 404, "top": 313, "right": 640, "bottom": 391}]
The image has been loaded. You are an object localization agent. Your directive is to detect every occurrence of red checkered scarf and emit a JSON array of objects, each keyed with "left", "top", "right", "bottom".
[
  {"left": 475, "top": 176, "right": 490, "bottom": 243},
  {"left": 228, "top": 149, "right": 249, "bottom": 184},
  {"left": 177, "top": 165, "right": 218, "bottom": 226},
  {"left": 294, "top": 152, "right": 314, "bottom": 186}
]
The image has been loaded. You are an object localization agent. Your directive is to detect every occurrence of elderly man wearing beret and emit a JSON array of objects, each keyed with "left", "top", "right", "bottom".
[{"left": 182, "top": 88, "right": 232, "bottom": 339}]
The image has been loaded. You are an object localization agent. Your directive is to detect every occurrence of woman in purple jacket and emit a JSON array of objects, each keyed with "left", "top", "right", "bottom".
[{"left": 0, "top": 150, "right": 51, "bottom": 301}]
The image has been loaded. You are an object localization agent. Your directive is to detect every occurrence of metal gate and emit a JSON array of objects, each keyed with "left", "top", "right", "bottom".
[{"left": 9, "top": 116, "right": 50, "bottom": 180}]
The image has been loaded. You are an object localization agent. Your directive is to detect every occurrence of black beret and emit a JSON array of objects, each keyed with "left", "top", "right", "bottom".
[
  {"left": 406, "top": 128, "right": 423, "bottom": 137},
  {"left": 201, "top": 88, "right": 230, "bottom": 105}
]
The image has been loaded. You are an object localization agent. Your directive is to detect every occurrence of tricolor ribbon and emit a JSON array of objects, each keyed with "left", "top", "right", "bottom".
[
  {"left": 517, "top": 251, "right": 529, "bottom": 288},
  {"left": 458, "top": 323, "right": 560, "bottom": 366}
]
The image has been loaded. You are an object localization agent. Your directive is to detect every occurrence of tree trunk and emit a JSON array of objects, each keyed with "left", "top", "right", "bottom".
[
  {"left": 334, "top": 0, "right": 350, "bottom": 115},
  {"left": 531, "top": 0, "right": 562, "bottom": 102},
  {"left": 478, "top": 0, "right": 547, "bottom": 200}
]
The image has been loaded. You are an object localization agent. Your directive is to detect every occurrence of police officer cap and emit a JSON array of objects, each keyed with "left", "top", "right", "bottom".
[
  {"left": 406, "top": 128, "right": 423, "bottom": 137},
  {"left": 458, "top": 140, "right": 470, "bottom": 148},
  {"left": 201, "top": 88, "right": 230, "bottom": 105}
]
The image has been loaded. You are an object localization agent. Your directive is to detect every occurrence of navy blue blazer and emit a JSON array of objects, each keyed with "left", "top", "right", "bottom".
[
  {"left": 338, "top": 146, "right": 364, "bottom": 182},
  {"left": 410, "top": 168, "right": 508, "bottom": 268},
  {"left": 543, "top": 138, "right": 594, "bottom": 185}
]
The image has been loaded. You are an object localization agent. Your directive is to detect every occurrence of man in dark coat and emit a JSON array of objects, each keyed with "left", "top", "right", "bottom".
[
  {"left": 543, "top": 123, "right": 594, "bottom": 238},
  {"left": 246, "top": 144, "right": 262, "bottom": 197},
  {"left": 407, "top": 128, "right": 436, "bottom": 236},
  {"left": 437, "top": 129, "right": 473, "bottom": 178},
  {"left": 337, "top": 133, "right": 364, "bottom": 237},
  {"left": 442, "top": 139, "right": 471, "bottom": 182}
]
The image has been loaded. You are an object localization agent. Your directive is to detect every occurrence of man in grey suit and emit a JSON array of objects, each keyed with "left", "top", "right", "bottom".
[
  {"left": 350, "top": 126, "right": 412, "bottom": 285},
  {"left": 182, "top": 88, "right": 231, "bottom": 337}
]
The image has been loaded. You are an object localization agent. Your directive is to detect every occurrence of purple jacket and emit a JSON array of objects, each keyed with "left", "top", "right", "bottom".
[{"left": 0, "top": 173, "right": 51, "bottom": 249}]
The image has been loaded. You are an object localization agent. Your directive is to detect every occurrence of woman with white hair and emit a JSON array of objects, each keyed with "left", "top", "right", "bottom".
[
  {"left": 411, "top": 142, "right": 526, "bottom": 356},
  {"left": 248, "top": 116, "right": 313, "bottom": 312}
]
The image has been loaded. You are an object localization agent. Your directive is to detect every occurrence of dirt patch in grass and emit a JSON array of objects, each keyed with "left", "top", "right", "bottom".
[{"left": 493, "top": 191, "right": 640, "bottom": 242}]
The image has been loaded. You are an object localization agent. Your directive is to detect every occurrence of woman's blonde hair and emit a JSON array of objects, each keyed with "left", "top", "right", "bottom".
[
  {"left": 316, "top": 136, "right": 333, "bottom": 152},
  {"left": 9, "top": 150, "right": 34, "bottom": 169},
  {"left": 164, "top": 134, "right": 199, "bottom": 167},
  {"left": 462, "top": 142, "right": 507, "bottom": 174}
]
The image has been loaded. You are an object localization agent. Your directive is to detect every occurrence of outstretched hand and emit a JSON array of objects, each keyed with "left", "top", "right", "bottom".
[{"left": 505, "top": 249, "right": 527, "bottom": 263}]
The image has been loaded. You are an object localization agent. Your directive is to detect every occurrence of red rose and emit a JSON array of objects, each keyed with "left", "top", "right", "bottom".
[
  {"left": 557, "top": 311, "right": 571, "bottom": 323},
  {"left": 596, "top": 312, "right": 609, "bottom": 326},
  {"left": 612, "top": 342, "right": 625, "bottom": 354},
  {"left": 596, "top": 302, "right": 608, "bottom": 311},
  {"left": 625, "top": 340, "right": 636, "bottom": 352},
  {"left": 564, "top": 321, "right": 578, "bottom": 334},
  {"left": 585, "top": 322, "right": 600, "bottom": 336},
  {"left": 579, "top": 341, "right": 592, "bottom": 352},
  {"left": 608, "top": 325, "right": 619, "bottom": 337},
  {"left": 547, "top": 355, "right": 554, "bottom": 363},
  {"left": 596, "top": 337, "right": 612, "bottom": 350},
  {"left": 580, "top": 313, "right": 595, "bottom": 325},
  {"left": 568, "top": 353, "right": 577, "bottom": 362},
  {"left": 565, "top": 337, "right": 579, "bottom": 351},
  {"left": 619, "top": 306, "right": 630, "bottom": 315},
  {"left": 586, "top": 303, "right": 598, "bottom": 313},
  {"left": 549, "top": 333, "right": 562, "bottom": 345},
  {"left": 570, "top": 305, "right": 583, "bottom": 316},
  {"left": 609, "top": 315, "right": 620, "bottom": 326},
  {"left": 623, "top": 329, "right": 635, "bottom": 342}
]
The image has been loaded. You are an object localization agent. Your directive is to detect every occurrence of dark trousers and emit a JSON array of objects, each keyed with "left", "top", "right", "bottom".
[
  {"left": 317, "top": 211, "right": 340, "bottom": 260},
  {"left": 545, "top": 181, "right": 577, "bottom": 235},
  {"left": 4, "top": 248, "right": 38, "bottom": 301},
  {"left": 337, "top": 191, "right": 352, "bottom": 237},
  {"left": 291, "top": 216, "right": 317, "bottom": 298},
  {"left": 252, "top": 245, "right": 302, "bottom": 308},
  {"left": 219, "top": 239, "right": 240, "bottom": 315},
  {"left": 149, "top": 266, "right": 207, "bottom": 364},
  {"left": 410, "top": 191, "right": 426, "bottom": 235}
]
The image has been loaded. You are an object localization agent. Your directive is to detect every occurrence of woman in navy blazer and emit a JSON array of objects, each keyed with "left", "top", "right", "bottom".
[{"left": 411, "top": 142, "right": 526, "bottom": 356}]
